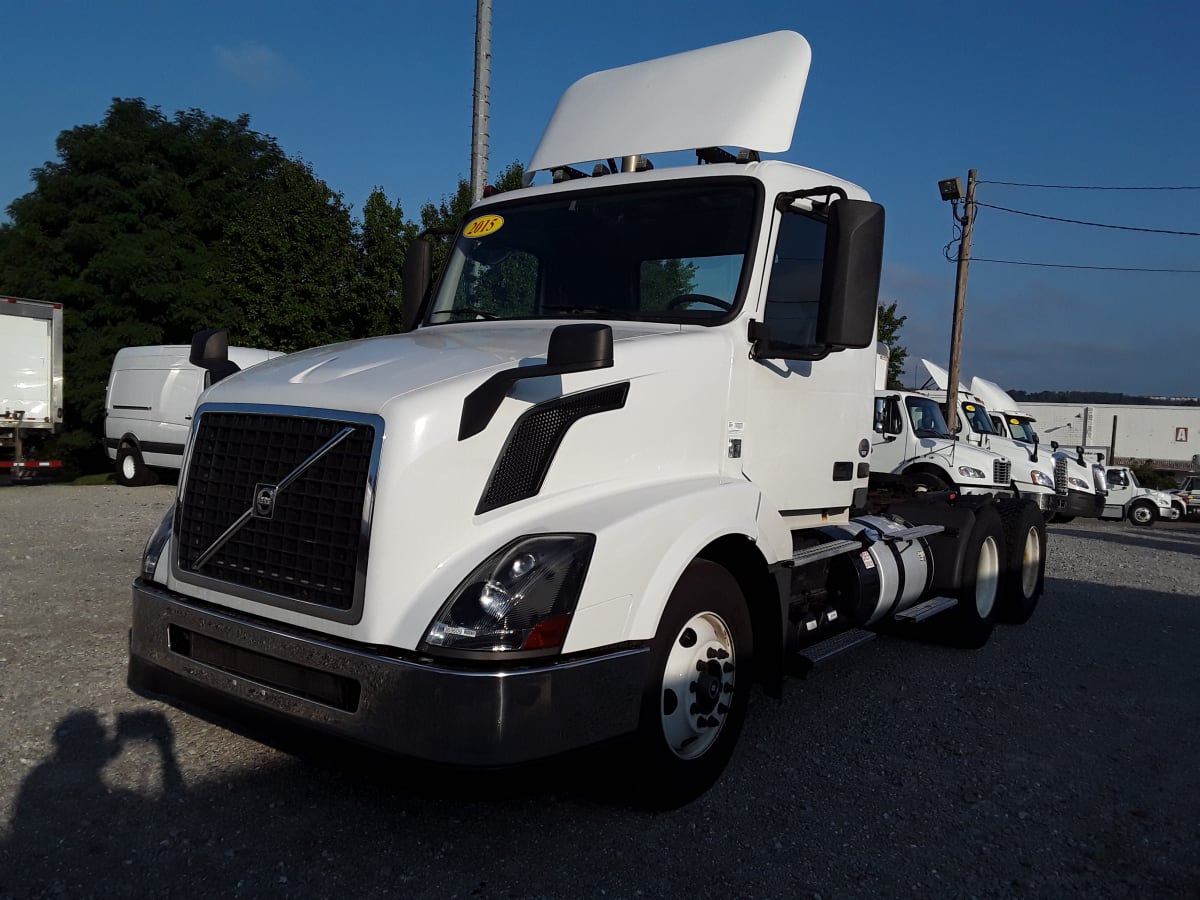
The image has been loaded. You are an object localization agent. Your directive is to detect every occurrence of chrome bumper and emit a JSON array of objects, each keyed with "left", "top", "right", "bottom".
[{"left": 129, "top": 580, "right": 651, "bottom": 766}]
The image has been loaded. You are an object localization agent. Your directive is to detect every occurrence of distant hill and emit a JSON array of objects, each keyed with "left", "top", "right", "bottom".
[{"left": 1010, "top": 390, "right": 1200, "bottom": 407}]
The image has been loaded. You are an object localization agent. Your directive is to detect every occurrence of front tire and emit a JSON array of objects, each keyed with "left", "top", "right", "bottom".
[
  {"left": 632, "top": 560, "right": 753, "bottom": 808},
  {"left": 1128, "top": 500, "right": 1156, "bottom": 527},
  {"left": 995, "top": 498, "right": 1046, "bottom": 624}
]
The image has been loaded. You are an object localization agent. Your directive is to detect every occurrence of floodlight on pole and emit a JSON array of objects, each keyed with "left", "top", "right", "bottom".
[{"left": 939, "top": 170, "right": 977, "bottom": 435}]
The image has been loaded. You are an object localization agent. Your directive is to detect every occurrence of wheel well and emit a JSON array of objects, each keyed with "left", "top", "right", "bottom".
[
  {"left": 697, "top": 535, "right": 783, "bottom": 698},
  {"left": 118, "top": 434, "right": 140, "bottom": 452},
  {"left": 905, "top": 462, "right": 953, "bottom": 484}
]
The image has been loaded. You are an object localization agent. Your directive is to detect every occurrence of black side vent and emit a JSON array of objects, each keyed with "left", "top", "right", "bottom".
[{"left": 477, "top": 383, "right": 630, "bottom": 514}]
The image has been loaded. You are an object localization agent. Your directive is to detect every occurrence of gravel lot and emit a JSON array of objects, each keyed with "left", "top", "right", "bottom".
[{"left": 1, "top": 484, "right": 1198, "bottom": 899}]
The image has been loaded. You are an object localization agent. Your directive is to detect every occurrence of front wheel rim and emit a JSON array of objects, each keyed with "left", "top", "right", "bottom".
[
  {"left": 660, "top": 612, "right": 736, "bottom": 760},
  {"left": 121, "top": 454, "right": 136, "bottom": 480},
  {"left": 1132, "top": 505, "right": 1152, "bottom": 523}
]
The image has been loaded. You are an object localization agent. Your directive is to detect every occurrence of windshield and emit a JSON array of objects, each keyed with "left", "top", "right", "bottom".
[
  {"left": 960, "top": 401, "right": 997, "bottom": 435},
  {"left": 1006, "top": 416, "right": 1038, "bottom": 443},
  {"left": 905, "top": 396, "right": 952, "bottom": 438},
  {"left": 427, "top": 182, "right": 758, "bottom": 325}
]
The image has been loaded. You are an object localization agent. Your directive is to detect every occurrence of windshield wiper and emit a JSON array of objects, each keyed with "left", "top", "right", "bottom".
[
  {"left": 431, "top": 306, "right": 499, "bottom": 321},
  {"left": 542, "top": 305, "right": 634, "bottom": 320},
  {"left": 914, "top": 428, "right": 951, "bottom": 439}
]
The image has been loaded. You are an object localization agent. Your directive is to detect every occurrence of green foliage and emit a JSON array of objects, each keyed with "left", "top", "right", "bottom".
[
  {"left": 876, "top": 301, "right": 908, "bottom": 389},
  {"left": 0, "top": 99, "right": 366, "bottom": 472},
  {"left": 356, "top": 187, "right": 418, "bottom": 335},
  {"left": 1128, "top": 460, "right": 1178, "bottom": 490},
  {"left": 640, "top": 258, "right": 698, "bottom": 311}
]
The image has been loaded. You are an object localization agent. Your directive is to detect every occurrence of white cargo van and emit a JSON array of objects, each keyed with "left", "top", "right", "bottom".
[{"left": 105, "top": 345, "right": 281, "bottom": 485}]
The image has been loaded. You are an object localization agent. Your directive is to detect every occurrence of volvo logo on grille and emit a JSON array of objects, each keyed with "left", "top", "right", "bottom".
[{"left": 253, "top": 483, "right": 278, "bottom": 519}]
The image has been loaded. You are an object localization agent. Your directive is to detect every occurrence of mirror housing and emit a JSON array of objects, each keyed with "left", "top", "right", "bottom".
[
  {"left": 189, "top": 329, "right": 240, "bottom": 386},
  {"left": 815, "top": 199, "right": 885, "bottom": 350},
  {"left": 400, "top": 238, "right": 434, "bottom": 332}
]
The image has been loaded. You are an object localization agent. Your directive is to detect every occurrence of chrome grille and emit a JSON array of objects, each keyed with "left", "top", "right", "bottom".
[
  {"left": 993, "top": 459, "right": 1011, "bottom": 486},
  {"left": 175, "top": 407, "right": 380, "bottom": 621},
  {"left": 1054, "top": 457, "right": 1070, "bottom": 496}
]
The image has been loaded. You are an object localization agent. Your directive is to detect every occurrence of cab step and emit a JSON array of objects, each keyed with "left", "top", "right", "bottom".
[
  {"left": 794, "top": 628, "right": 876, "bottom": 670},
  {"left": 893, "top": 595, "right": 958, "bottom": 623}
]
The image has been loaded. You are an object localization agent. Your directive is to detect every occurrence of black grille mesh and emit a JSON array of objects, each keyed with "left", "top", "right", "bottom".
[
  {"left": 177, "top": 412, "right": 375, "bottom": 610},
  {"left": 478, "top": 384, "right": 629, "bottom": 513}
]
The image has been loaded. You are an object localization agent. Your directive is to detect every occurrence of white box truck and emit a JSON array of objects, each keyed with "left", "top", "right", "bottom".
[
  {"left": 127, "top": 33, "right": 1050, "bottom": 805},
  {"left": 0, "top": 296, "right": 63, "bottom": 481},
  {"left": 105, "top": 344, "right": 281, "bottom": 485}
]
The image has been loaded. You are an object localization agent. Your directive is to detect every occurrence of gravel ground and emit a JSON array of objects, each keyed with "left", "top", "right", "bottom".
[{"left": 1, "top": 484, "right": 1198, "bottom": 899}]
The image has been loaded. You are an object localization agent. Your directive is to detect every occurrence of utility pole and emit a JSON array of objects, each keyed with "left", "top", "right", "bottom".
[
  {"left": 470, "top": 0, "right": 493, "bottom": 205},
  {"left": 944, "top": 168, "right": 977, "bottom": 434}
]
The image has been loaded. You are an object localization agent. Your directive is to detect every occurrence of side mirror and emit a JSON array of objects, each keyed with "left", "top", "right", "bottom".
[
  {"left": 815, "top": 199, "right": 885, "bottom": 350},
  {"left": 1050, "top": 440, "right": 1060, "bottom": 451},
  {"left": 189, "top": 329, "right": 240, "bottom": 386},
  {"left": 400, "top": 238, "right": 434, "bottom": 333}
]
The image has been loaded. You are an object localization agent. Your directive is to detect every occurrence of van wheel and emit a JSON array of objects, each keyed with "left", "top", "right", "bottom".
[
  {"left": 938, "top": 504, "right": 1004, "bottom": 648},
  {"left": 1128, "top": 500, "right": 1156, "bottom": 527},
  {"left": 631, "top": 560, "right": 753, "bottom": 808},
  {"left": 115, "top": 443, "right": 156, "bottom": 487},
  {"left": 995, "top": 499, "right": 1046, "bottom": 624}
]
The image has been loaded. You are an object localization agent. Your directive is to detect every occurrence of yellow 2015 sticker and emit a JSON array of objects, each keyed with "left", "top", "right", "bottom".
[
  {"left": 464, "top": 214, "right": 504, "bottom": 238},
  {"left": 964, "top": 404, "right": 976, "bottom": 412},
  {"left": 1010, "top": 417, "right": 1021, "bottom": 424}
]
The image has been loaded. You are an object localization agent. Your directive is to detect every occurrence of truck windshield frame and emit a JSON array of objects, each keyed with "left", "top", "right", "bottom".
[
  {"left": 425, "top": 178, "right": 764, "bottom": 327},
  {"left": 960, "top": 402, "right": 998, "bottom": 435},
  {"left": 1006, "top": 416, "right": 1038, "bottom": 443},
  {"left": 905, "top": 396, "right": 952, "bottom": 439}
]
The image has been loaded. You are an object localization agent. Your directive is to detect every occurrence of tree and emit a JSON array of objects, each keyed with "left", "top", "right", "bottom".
[
  {"left": 354, "top": 188, "right": 418, "bottom": 335},
  {"left": 0, "top": 99, "right": 358, "bottom": 473},
  {"left": 877, "top": 301, "right": 908, "bottom": 389}
]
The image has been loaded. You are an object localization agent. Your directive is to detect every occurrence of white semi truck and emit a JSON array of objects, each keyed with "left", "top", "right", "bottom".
[
  {"left": 0, "top": 296, "right": 63, "bottom": 481},
  {"left": 127, "top": 33, "right": 1050, "bottom": 805}
]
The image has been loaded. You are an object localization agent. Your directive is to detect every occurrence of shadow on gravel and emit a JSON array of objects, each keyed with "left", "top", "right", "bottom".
[{"left": 4, "top": 581, "right": 1200, "bottom": 899}]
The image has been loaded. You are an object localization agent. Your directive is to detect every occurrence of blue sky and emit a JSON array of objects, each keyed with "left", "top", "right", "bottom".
[{"left": 3, "top": 1, "right": 1198, "bottom": 396}]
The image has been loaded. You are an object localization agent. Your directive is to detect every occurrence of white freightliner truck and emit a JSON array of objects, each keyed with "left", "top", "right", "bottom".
[
  {"left": 127, "top": 33, "right": 1050, "bottom": 804},
  {"left": 965, "top": 374, "right": 1107, "bottom": 522},
  {"left": 0, "top": 295, "right": 64, "bottom": 481}
]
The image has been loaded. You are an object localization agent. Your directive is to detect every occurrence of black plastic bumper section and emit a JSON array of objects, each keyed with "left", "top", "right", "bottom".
[{"left": 129, "top": 580, "right": 650, "bottom": 766}]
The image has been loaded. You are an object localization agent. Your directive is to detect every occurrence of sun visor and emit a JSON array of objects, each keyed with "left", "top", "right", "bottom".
[{"left": 527, "top": 31, "right": 812, "bottom": 178}]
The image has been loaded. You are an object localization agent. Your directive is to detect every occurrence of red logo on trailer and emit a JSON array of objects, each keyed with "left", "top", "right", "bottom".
[{"left": 1177, "top": 427, "right": 1189, "bottom": 442}]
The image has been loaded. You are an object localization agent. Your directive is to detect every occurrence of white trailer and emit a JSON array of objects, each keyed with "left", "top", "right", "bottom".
[
  {"left": 0, "top": 296, "right": 63, "bottom": 481},
  {"left": 127, "top": 33, "right": 1050, "bottom": 805},
  {"left": 1019, "top": 402, "right": 1200, "bottom": 472}
]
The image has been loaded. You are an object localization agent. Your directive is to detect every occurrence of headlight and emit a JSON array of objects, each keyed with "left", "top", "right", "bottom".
[
  {"left": 957, "top": 466, "right": 986, "bottom": 479},
  {"left": 1030, "top": 470, "right": 1054, "bottom": 488},
  {"left": 141, "top": 504, "right": 175, "bottom": 583},
  {"left": 1068, "top": 477, "right": 1090, "bottom": 490},
  {"left": 422, "top": 534, "right": 596, "bottom": 656}
]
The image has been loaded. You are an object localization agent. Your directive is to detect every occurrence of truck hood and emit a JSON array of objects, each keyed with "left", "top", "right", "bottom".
[{"left": 202, "top": 321, "right": 682, "bottom": 413}]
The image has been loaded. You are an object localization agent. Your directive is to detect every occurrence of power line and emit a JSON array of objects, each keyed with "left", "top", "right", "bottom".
[
  {"left": 975, "top": 202, "right": 1200, "bottom": 236},
  {"left": 972, "top": 258, "right": 1200, "bottom": 273},
  {"left": 978, "top": 180, "right": 1200, "bottom": 191}
]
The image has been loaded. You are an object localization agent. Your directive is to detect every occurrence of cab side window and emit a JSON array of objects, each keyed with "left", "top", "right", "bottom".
[{"left": 761, "top": 212, "right": 825, "bottom": 352}]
